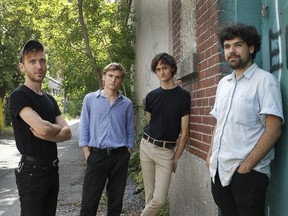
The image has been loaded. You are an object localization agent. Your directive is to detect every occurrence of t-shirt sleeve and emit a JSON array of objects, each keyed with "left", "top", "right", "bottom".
[
  {"left": 9, "top": 91, "right": 31, "bottom": 119},
  {"left": 181, "top": 91, "right": 191, "bottom": 117},
  {"left": 47, "top": 94, "right": 62, "bottom": 117},
  {"left": 144, "top": 94, "right": 151, "bottom": 113}
]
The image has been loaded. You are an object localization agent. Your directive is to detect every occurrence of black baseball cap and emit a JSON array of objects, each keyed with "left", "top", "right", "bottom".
[{"left": 19, "top": 40, "right": 44, "bottom": 63}]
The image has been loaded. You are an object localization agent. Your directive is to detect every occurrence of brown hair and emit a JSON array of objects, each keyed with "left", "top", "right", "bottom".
[
  {"left": 218, "top": 23, "right": 261, "bottom": 60},
  {"left": 101, "top": 62, "right": 126, "bottom": 88},
  {"left": 151, "top": 53, "right": 177, "bottom": 76},
  {"left": 102, "top": 62, "right": 126, "bottom": 78}
]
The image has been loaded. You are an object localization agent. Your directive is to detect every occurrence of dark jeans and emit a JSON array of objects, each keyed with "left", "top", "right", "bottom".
[
  {"left": 211, "top": 170, "right": 269, "bottom": 216},
  {"left": 15, "top": 161, "right": 59, "bottom": 216},
  {"left": 80, "top": 148, "right": 130, "bottom": 216}
]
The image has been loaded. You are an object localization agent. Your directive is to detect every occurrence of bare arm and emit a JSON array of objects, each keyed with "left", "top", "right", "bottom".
[
  {"left": 238, "top": 115, "right": 282, "bottom": 173},
  {"left": 173, "top": 114, "right": 190, "bottom": 173},
  {"left": 41, "top": 115, "right": 72, "bottom": 142},
  {"left": 146, "top": 112, "right": 151, "bottom": 124},
  {"left": 21, "top": 106, "right": 72, "bottom": 143},
  {"left": 206, "top": 124, "right": 217, "bottom": 168},
  {"left": 82, "top": 146, "right": 90, "bottom": 161},
  {"left": 20, "top": 106, "right": 61, "bottom": 137}
]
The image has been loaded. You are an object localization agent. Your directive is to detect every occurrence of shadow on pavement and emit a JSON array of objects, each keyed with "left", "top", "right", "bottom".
[{"left": 0, "top": 119, "right": 144, "bottom": 216}]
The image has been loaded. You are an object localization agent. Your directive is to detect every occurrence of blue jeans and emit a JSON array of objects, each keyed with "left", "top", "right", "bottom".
[
  {"left": 80, "top": 147, "right": 130, "bottom": 216},
  {"left": 15, "top": 161, "right": 59, "bottom": 216},
  {"left": 211, "top": 170, "right": 269, "bottom": 216}
]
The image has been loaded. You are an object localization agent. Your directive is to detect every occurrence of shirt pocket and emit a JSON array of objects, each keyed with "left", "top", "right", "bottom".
[{"left": 234, "top": 95, "right": 259, "bottom": 126}]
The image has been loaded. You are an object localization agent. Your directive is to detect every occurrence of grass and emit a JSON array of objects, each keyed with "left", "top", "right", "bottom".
[
  {"left": 158, "top": 201, "right": 169, "bottom": 216},
  {"left": 0, "top": 126, "right": 14, "bottom": 138}
]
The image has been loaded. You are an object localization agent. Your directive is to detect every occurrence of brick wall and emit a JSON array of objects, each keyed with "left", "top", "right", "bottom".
[{"left": 172, "top": 0, "right": 222, "bottom": 161}]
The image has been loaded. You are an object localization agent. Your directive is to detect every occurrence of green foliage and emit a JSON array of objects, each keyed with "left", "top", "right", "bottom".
[
  {"left": 0, "top": 126, "right": 14, "bottom": 138},
  {"left": 0, "top": 0, "right": 136, "bottom": 122},
  {"left": 66, "top": 99, "right": 82, "bottom": 118},
  {"left": 158, "top": 201, "right": 170, "bottom": 216},
  {"left": 128, "top": 105, "right": 146, "bottom": 175},
  {"left": 52, "top": 94, "right": 65, "bottom": 114}
]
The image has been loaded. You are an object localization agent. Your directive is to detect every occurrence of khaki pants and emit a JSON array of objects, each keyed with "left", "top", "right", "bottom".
[{"left": 140, "top": 138, "right": 174, "bottom": 216}]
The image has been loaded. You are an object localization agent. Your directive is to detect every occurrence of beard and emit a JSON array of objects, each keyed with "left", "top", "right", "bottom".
[
  {"left": 26, "top": 72, "right": 45, "bottom": 83},
  {"left": 228, "top": 54, "right": 251, "bottom": 70}
]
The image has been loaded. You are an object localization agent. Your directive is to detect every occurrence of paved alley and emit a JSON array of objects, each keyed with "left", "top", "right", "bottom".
[{"left": 0, "top": 119, "right": 144, "bottom": 216}]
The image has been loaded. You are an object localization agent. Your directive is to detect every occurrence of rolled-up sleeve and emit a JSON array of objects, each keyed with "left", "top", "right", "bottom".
[
  {"left": 126, "top": 103, "right": 135, "bottom": 149},
  {"left": 78, "top": 96, "right": 91, "bottom": 147}
]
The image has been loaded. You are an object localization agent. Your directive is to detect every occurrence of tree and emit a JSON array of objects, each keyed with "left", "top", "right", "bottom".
[
  {"left": 45, "top": 0, "right": 136, "bottom": 116},
  {"left": 0, "top": 0, "right": 136, "bottom": 122},
  {"left": 0, "top": 0, "right": 43, "bottom": 126}
]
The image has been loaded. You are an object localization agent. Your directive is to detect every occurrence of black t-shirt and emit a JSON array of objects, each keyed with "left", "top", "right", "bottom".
[
  {"left": 9, "top": 85, "right": 61, "bottom": 160},
  {"left": 144, "top": 86, "right": 190, "bottom": 141}
]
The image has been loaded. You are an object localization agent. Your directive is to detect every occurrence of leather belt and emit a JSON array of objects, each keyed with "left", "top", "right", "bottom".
[
  {"left": 90, "top": 146, "right": 127, "bottom": 155},
  {"left": 143, "top": 133, "right": 176, "bottom": 150},
  {"left": 21, "top": 155, "right": 59, "bottom": 166}
]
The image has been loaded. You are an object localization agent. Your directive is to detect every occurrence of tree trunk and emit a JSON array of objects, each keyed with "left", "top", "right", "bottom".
[{"left": 77, "top": 0, "right": 102, "bottom": 88}]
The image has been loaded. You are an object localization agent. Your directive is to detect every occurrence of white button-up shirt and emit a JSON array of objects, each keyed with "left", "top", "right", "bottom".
[{"left": 209, "top": 63, "right": 284, "bottom": 186}]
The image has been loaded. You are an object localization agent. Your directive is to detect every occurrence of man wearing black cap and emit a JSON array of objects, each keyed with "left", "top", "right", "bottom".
[{"left": 9, "top": 40, "right": 72, "bottom": 216}]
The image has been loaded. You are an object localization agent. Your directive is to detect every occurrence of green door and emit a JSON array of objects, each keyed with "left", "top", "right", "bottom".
[{"left": 261, "top": 0, "right": 288, "bottom": 215}]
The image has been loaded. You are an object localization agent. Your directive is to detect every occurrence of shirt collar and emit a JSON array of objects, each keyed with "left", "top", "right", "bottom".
[
  {"left": 242, "top": 63, "right": 258, "bottom": 80},
  {"left": 228, "top": 63, "right": 258, "bottom": 82},
  {"left": 95, "top": 89, "right": 123, "bottom": 99}
]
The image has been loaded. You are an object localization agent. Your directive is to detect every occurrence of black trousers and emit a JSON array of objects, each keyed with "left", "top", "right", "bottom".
[
  {"left": 211, "top": 170, "right": 269, "bottom": 216},
  {"left": 80, "top": 148, "right": 130, "bottom": 216},
  {"left": 15, "top": 161, "right": 59, "bottom": 216}
]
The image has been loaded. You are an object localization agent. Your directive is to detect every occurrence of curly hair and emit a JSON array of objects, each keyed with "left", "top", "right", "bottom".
[
  {"left": 218, "top": 23, "right": 262, "bottom": 59},
  {"left": 151, "top": 53, "right": 177, "bottom": 76}
]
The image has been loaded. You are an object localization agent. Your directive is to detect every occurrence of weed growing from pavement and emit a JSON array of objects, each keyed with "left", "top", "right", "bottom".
[{"left": 0, "top": 126, "right": 14, "bottom": 138}]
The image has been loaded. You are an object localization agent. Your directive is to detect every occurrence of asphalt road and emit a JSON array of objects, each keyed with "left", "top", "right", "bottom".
[{"left": 0, "top": 119, "right": 144, "bottom": 216}]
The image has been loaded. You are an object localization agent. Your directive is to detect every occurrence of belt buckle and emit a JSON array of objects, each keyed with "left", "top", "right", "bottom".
[
  {"left": 52, "top": 159, "right": 59, "bottom": 166},
  {"left": 107, "top": 148, "right": 113, "bottom": 155}
]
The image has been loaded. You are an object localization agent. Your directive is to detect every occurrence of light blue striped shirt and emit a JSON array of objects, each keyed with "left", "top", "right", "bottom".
[{"left": 78, "top": 90, "right": 135, "bottom": 149}]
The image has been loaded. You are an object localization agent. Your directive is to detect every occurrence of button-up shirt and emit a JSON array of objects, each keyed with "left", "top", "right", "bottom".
[
  {"left": 78, "top": 90, "right": 135, "bottom": 149},
  {"left": 209, "top": 63, "right": 284, "bottom": 186}
]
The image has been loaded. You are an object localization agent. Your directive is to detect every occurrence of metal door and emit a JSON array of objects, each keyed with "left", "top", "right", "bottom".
[{"left": 261, "top": 0, "right": 288, "bottom": 215}]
